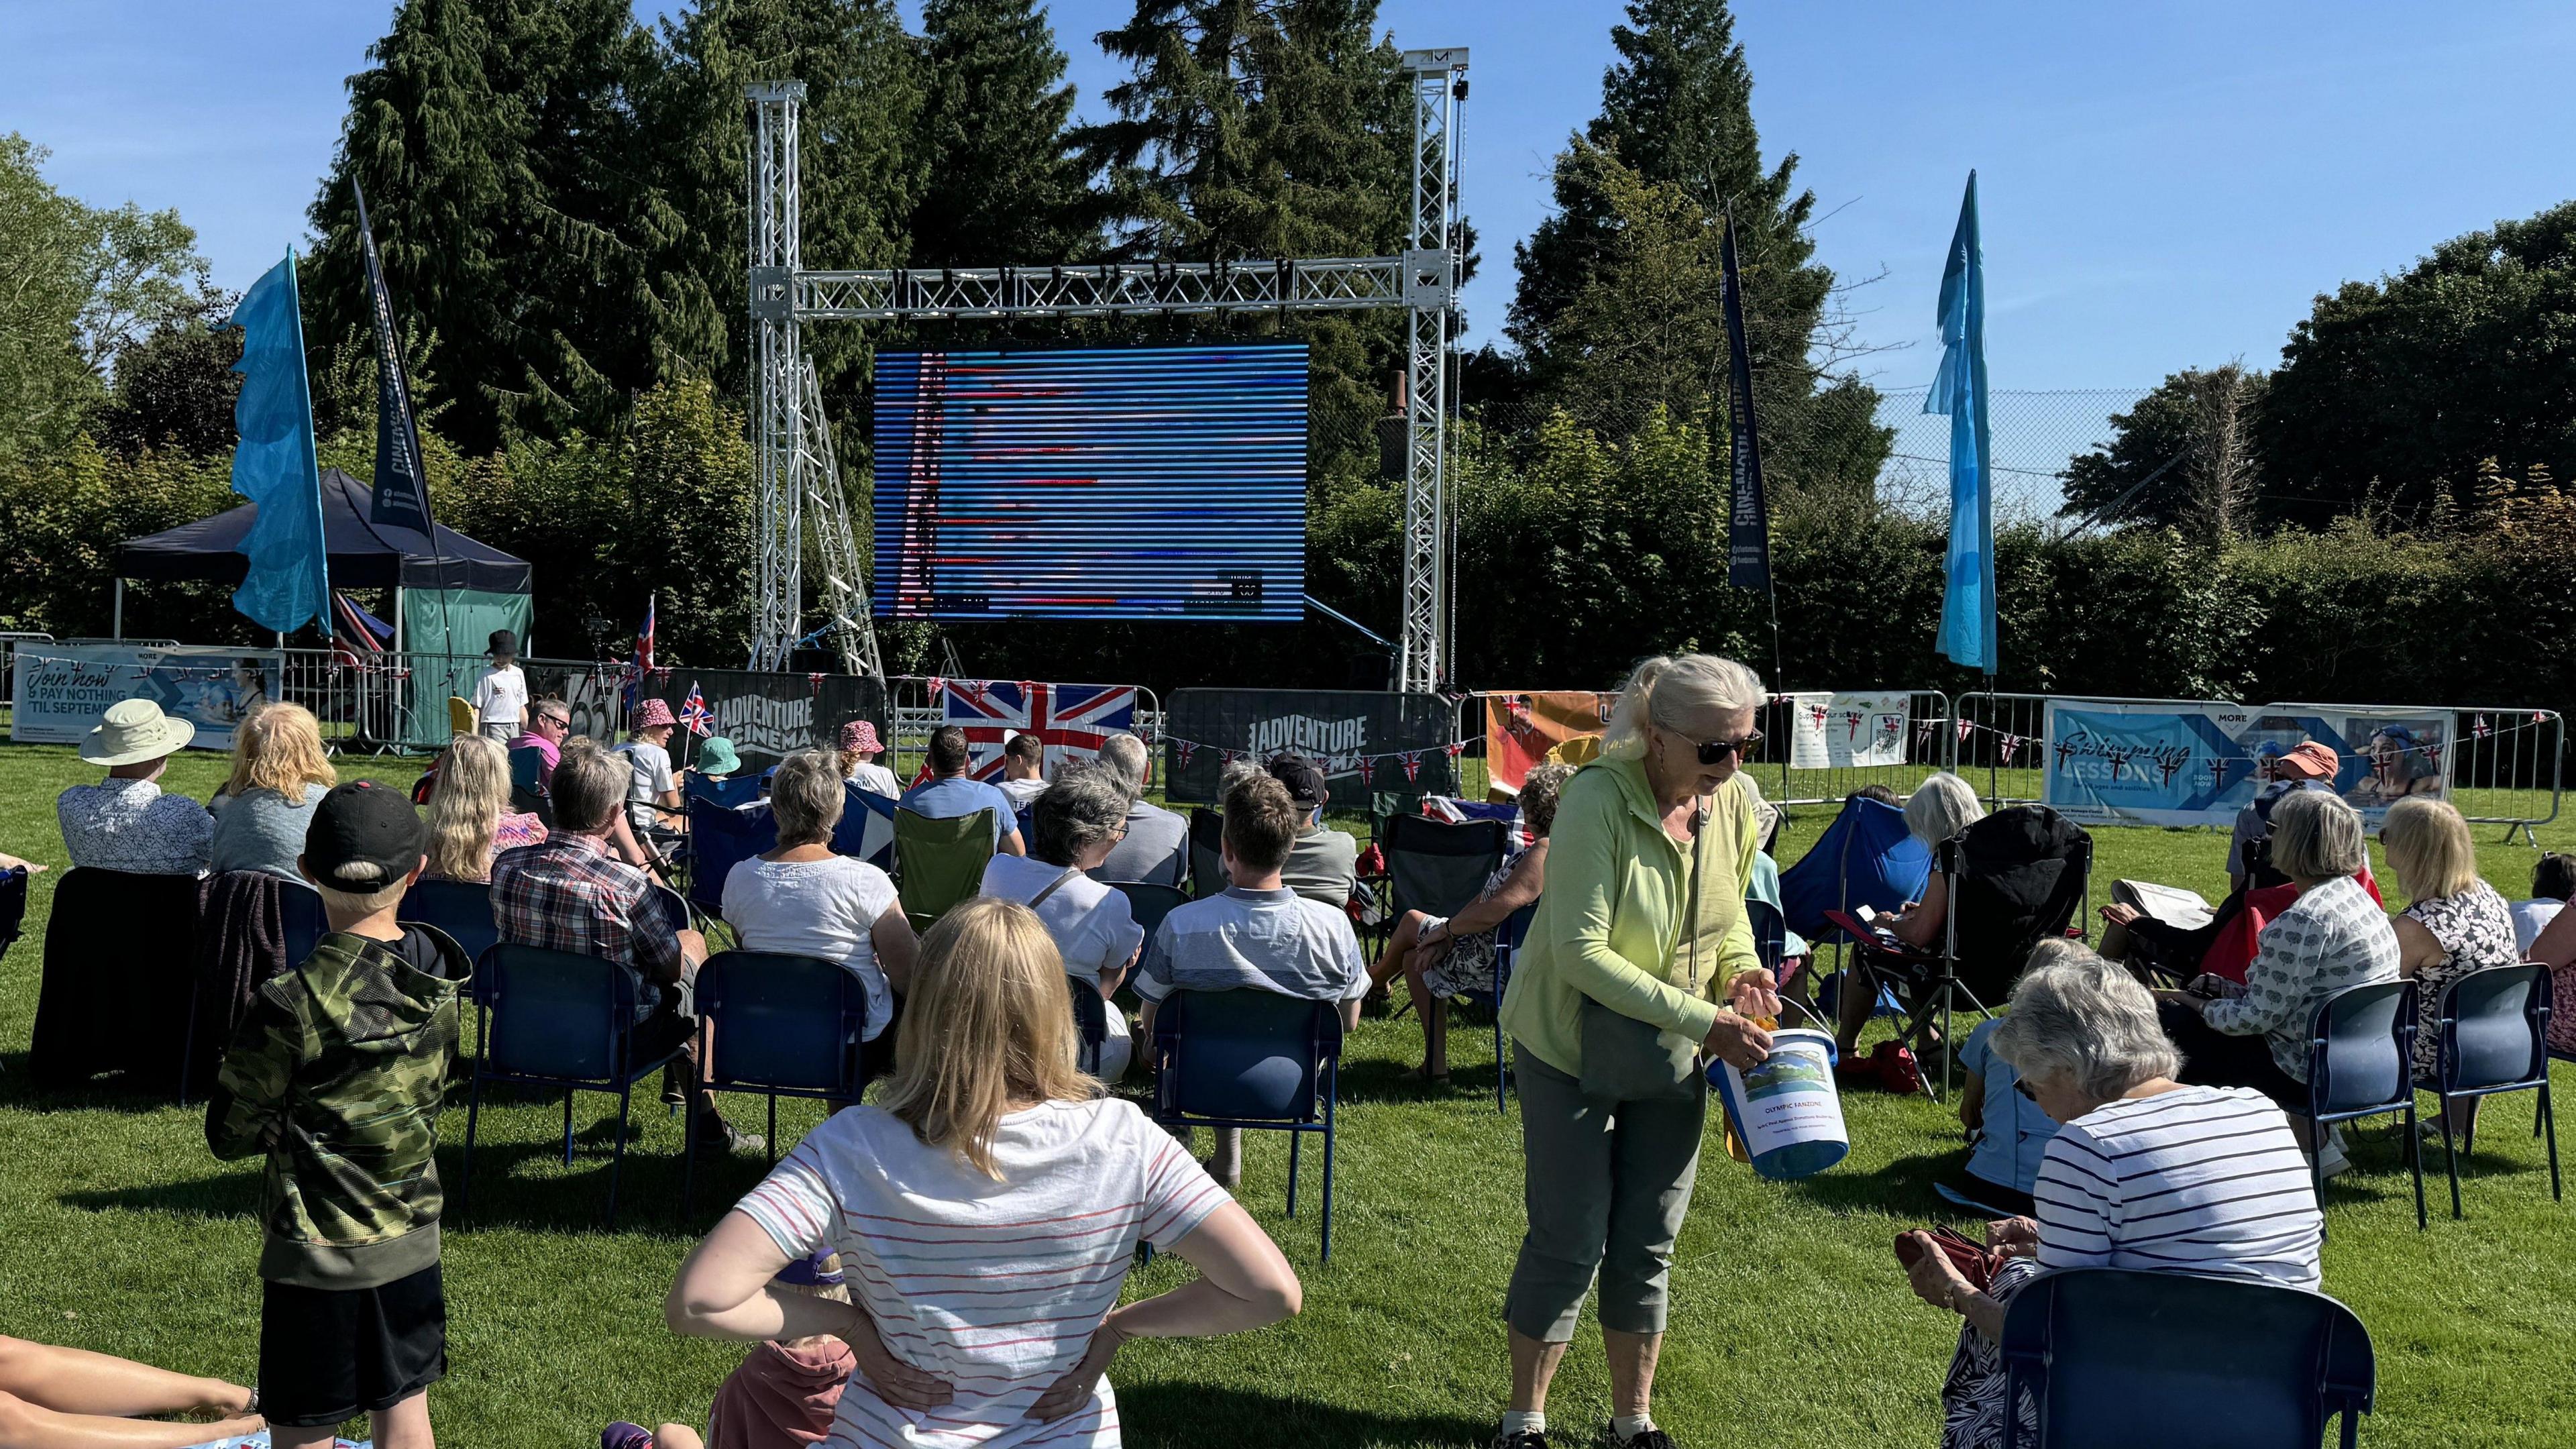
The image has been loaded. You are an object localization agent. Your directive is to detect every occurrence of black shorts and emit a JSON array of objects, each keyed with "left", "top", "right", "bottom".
[{"left": 260, "top": 1262, "right": 447, "bottom": 1426}]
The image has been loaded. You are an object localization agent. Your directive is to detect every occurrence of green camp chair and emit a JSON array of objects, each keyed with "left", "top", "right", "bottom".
[{"left": 896, "top": 806, "right": 998, "bottom": 932}]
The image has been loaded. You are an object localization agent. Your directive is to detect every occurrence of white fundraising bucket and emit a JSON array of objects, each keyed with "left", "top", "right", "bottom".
[{"left": 1709, "top": 1027, "right": 1850, "bottom": 1180}]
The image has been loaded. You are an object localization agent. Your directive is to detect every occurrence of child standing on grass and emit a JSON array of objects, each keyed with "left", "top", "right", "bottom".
[
  {"left": 206, "top": 780, "right": 468, "bottom": 1449},
  {"left": 471, "top": 629, "right": 529, "bottom": 743}
]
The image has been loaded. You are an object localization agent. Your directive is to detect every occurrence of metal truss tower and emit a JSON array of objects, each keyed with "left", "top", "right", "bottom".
[{"left": 745, "top": 50, "right": 1465, "bottom": 688}]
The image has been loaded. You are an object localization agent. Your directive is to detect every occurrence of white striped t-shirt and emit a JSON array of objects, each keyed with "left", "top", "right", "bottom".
[
  {"left": 2031, "top": 1085, "right": 2322, "bottom": 1291},
  {"left": 735, "top": 1097, "right": 1226, "bottom": 1449}
]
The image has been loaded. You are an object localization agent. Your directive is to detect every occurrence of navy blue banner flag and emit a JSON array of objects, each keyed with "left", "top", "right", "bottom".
[
  {"left": 1719, "top": 208, "right": 1772, "bottom": 597},
  {"left": 871, "top": 344, "right": 1308, "bottom": 623},
  {"left": 352, "top": 181, "right": 433, "bottom": 535}
]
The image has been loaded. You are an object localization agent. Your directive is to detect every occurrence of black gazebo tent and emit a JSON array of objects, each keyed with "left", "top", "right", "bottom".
[{"left": 115, "top": 468, "right": 530, "bottom": 612}]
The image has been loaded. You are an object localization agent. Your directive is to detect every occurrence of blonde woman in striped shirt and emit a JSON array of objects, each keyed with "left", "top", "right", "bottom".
[
  {"left": 665, "top": 898, "right": 1301, "bottom": 1448},
  {"left": 1901, "top": 944, "right": 2322, "bottom": 1449}
]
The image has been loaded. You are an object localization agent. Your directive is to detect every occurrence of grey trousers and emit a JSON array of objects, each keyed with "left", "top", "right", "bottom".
[{"left": 1503, "top": 1040, "right": 1705, "bottom": 1342}]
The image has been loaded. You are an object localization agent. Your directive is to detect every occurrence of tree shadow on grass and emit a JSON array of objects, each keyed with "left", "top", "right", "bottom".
[{"left": 1116, "top": 1382, "right": 1488, "bottom": 1449}]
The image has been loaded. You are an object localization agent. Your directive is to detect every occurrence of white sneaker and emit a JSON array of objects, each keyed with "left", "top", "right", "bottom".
[{"left": 2318, "top": 1131, "right": 2352, "bottom": 1179}]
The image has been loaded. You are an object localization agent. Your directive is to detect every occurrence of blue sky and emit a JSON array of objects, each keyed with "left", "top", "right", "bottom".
[{"left": 5, "top": 1, "right": 2573, "bottom": 389}]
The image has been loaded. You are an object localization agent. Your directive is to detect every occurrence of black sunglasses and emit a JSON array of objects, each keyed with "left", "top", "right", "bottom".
[{"left": 1686, "top": 729, "right": 1764, "bottom": 765}]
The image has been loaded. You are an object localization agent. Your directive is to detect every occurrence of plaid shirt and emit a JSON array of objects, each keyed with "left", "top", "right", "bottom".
[{"left": 489, "top": 832, "right": 683, "bottom": 1018}]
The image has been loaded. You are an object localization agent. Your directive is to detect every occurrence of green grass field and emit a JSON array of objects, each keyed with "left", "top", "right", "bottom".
[{"left": 0, "top": 743, "right": 2568, "bottom": 1446}]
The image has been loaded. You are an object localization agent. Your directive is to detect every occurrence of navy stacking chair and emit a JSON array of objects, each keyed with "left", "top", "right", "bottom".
[
  {"left": 2298, "top": 979, "right": 2425, "bottom": 1228},
  {"left": 680, "top": 951, "right": 871, "bottom": 1214},
  {"left": 1151, "top": 990, "right": 1344, "bottom": 1263},
  {"left": 2417, "top": 963, "right": 2560, "bottom": 1220}
]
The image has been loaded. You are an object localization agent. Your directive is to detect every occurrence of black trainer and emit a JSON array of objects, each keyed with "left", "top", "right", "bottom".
[{"left": 1491, "top": 1432, "right": 1548, "bottom": 1449}]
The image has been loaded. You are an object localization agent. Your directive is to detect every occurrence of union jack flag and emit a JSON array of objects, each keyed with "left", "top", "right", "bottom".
[
  {"left": 635, "top": 598, "right": 656, "bottom": 674},
  {"left": 941, "top": 679, "right": 1137, "bottom": 781},
  {"left": 329, "top": 591, "right": 391, "bottom": 668},
  {"left": 678, "top": 682, "right": 713, "bottom": 737},
  {"left": 1401, "top": 749, "right": 1423, "bottom": 782}
]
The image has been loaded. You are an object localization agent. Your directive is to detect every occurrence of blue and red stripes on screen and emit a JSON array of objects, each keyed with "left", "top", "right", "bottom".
[{"left": 870, "top": 343, "right": 1309, "bottom": 623}]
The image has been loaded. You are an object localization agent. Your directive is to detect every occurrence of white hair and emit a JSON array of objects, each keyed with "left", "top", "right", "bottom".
[
  {"left": 1601, "top": 654, "right": 1767, "bottom": 756},
  {"left": 2270, "top": 788, "right": 2367, "bottom": 879},
  {"left": 1095, "top": 732, "right": 1148, "bottom": 798},
  {"left": 1990, "top": 943, "right": 2182, "bottom": 1100},
  {"left": 1903, "top": 771, "right": 1986, "bottom": 847}
]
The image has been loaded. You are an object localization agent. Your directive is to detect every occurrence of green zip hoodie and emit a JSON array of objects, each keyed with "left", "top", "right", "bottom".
[
  {"left": 205, "top": 926, "right": 466, "bottom": 1290},
  {"left": 1498, "top": 753, "right": 1760, "bottom": 1079}
]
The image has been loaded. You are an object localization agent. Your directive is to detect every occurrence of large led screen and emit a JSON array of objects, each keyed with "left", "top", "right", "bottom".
[{"left": 870, "top": 344, "right": 1308, "bottom": 623}]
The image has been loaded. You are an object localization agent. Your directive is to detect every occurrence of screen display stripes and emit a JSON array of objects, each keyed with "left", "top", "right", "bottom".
[{"left": 870, "top": 344, "right": 1309, "bottom": 622}]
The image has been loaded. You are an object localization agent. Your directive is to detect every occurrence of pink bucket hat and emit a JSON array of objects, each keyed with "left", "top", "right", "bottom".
[
  {"left": 632, "top": 698, "right": 677, "bottom": 731},
  {"left": 839, "top": 719, "right": 884, "bottom": 755}
]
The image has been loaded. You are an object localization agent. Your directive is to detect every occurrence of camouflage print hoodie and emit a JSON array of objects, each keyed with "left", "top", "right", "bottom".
[{"left": 205, "top": 926, "right": 466, "bottom": 1290}]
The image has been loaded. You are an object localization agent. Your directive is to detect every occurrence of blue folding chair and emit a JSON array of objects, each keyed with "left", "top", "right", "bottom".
[
  {"left": 278, "top": 881, "right": 327, "bottom": 965},
  {"left": 1465, "top": 902, "right": 1536, "bottom": 1113},
  {"left": 460, "top": 943, "right": 690, "bottom": 1228},
  {"left": 687, "top": 798, "right": 779, "bottom": 919},
  {"left": 2000, "top": 1267, "right": 2375, "bottom": 1448},
  {"left": 2298, "top": 979, "right": 2425, "bottom": 1229},
  {"left": 1746, "top": 895, "right": 1788, "bottom": 979},
  {"left": 680, "top": 951, "right": 871, "bottom": 1214},
  {"left": 1110, "top": 881, "right": 1190, "bottom": 943},
  {"left": 1152, "top": 990, "right": 1344, "bottom": 1263},
  {"left": 2416, "top": 963, "right": 2560, "bottom": 1220},
  {"left": 683, "top": 773, "right": 765, "bottom": 810},
  {"left": 397, "top": 879, "right": 501, "bottom": 1053}
]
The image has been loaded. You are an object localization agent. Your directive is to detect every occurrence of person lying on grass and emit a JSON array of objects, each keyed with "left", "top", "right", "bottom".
[
  {"left": 0, "top": 1334, "right": 262, "bottom": 1448},
  {"left": 665, "top": 897, "right": 1301, "bottom": 1448}
]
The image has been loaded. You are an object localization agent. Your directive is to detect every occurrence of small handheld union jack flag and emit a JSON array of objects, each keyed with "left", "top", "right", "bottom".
[{"left": 678, "top": 682, "right": 713, "bottom": 737}]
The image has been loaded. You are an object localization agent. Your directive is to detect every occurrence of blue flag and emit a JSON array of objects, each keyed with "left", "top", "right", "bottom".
[
  {"left": 223, "top": 252, "right": 330, "bottom": 637},
  {"left": 1925, "top": 172, "right": 1994, "bottom": 673}
]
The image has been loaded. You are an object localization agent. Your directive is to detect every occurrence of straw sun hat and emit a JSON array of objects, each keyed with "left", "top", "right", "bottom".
[{"left": 80, "top": 699, "right": 196, "bottom": 766}]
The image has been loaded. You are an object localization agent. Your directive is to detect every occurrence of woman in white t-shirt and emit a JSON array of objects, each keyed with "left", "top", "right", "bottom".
[
  {"left": 979, "top": 765, "right": 1146, "bottom": 1078},
  {"left": 666, "top": 897, "right": 1301, "bottom": 1449},
  {"left": 720, "top": 749, "right": 918, "bottom": 1049},
  {"left": 839, "top": 718, "right": 902, "bottom": 797}
]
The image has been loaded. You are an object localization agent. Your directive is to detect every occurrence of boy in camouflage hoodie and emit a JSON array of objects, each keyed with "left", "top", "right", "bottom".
[{"left": 207, "top": 780, "right": 466, "bottom": 1449}]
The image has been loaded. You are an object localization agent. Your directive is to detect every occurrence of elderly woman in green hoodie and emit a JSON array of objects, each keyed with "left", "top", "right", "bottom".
[{"left": 1490, "top": 653, "right": 1780, "bottom": 1449}]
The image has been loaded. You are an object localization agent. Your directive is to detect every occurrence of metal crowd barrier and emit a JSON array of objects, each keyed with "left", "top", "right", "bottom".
[
  {"left": 271, "top": 648, "right": 631, "bottom": 753},
  {"left": 1757, "top": 688, "right": 1955, "bottom": 810}
]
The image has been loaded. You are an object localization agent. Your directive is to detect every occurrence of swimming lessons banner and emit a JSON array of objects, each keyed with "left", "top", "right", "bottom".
[
  {"left": 9, "top": 643, "right": 284, "bottom": 751},
  {"left": 2041, "top": 700, "right": 2451, "bottom": 826}
]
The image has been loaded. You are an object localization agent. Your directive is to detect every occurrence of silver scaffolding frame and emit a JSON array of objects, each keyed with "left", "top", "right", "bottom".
[{"left": 744, "top": 48, "right": 1468, "bottom": 689}]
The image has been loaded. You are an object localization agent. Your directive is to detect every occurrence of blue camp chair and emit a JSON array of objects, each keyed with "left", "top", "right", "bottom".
[
  {"left": 680, "top": 951, "right": 871, "bottom": 1214},
  {"left": 1111, "top": 881, "right": 1190, "bottom": 943},
  {"left": 460, "top": 943, "right": 690, "bottom": 1228},
  {"left": 842, "top": 785, "right": 898, "bottom": 870},
  {"left": 2299, "top": 979, "right": 2424, "bottom": 1229},
  {"left": 2416, "top": 963, "right": 2560, "bottom": 1220},
  {"left": 2000, "top": 1267, "right": 2375, "bottom": 1449},
  {"left": 1747, "top": 895, "right": 1790, "bottom": 980},
  {"left": 1778, "top": 794, "right": 1932, "bottom": 947},
  {"left": 1152, "top": 990, "right": 1344, "bottom": 1263},
  {"left": 1468, "top": 902, "right": 1537, "bottom": 1113},
  {"left": 687, "top": 799, "right": 779, "bottom": 918},
  {"left": 506, "top": 745, "right": 552, "bottom": 822}
]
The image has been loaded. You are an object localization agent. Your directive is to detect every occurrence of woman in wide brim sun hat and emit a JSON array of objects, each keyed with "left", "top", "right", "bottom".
[{"left": 80, "top": 698, "right": 197, "bottom": 767}]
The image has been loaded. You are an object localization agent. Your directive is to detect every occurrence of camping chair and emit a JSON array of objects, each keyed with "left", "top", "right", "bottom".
[
  {"left": 30, "top": 869, "right": 204, "bottom": 1092},
  {"left": 2299, "top": 979, "right": 2426, "bottom": 1230},
  {"left": 895, "top": 807, "right": 996, "bottom": 932},
  {"left": 839, "top": 784, "right": 898, "bottom": 871},
  {"left": 683, "top": 773, "right": 765, "bottom": 810},
  {"left": 1856, "top": 805, "right": 2092, "bottom": 1099},
  {"left": 459, "top": 943, "right": 690, "bottom": 1228},
  {"left": 1464, "top": 902, "right": 1536, "bottom": 1112},
  {"left": 1110, "top": 881, "right": 1190, "bottom": 943},
  {"left": 172, "top": 875, "right": 326, "bottom": 1104},
  {"left": 1998, "top": 1267, "right": 2375, "bottom": 1449},
  {"left": 1187, "top": 808, "right": 1226, "bottom": 900},
  {"left": 1152, "top": 989, "right": 1344, "bottom": 1263},
  {"left": 507, "top": 745, "right": 553, "bottom": 824},
  {"left": 1069, "top": 976, "right": 1110, "bottom": 1075},
  {"left": 447, "top": 697, "right": 475, "bottom": 737},
  {"left": 1779, "top": 794, "right": 1932, "bottom": 1026},
  {"left": 1381, "top": 815, "right": 1509, "bottom": 922},
  {"left": 686, "top": 799, "right": 778, "bottom": 920},
  {"left": 2416, "top": 963, "right": 2560, "bottom": 1220},
  {"left": 680, "top": 951, "right": 872, "bottom": 1214}
]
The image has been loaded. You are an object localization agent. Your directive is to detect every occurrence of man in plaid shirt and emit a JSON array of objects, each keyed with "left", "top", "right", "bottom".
[{"left": 491, "top": 745, "right": 761, "bottom": 1156}]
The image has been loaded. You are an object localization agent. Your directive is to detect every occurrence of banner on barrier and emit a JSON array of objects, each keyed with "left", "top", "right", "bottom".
[
  {"left": 10, "top": 643, "right": 283, "bottom": 750},
  {"left": 633, "top": 669, "right": 891, "bottom": 773},
  {"left": 938, "top": 680, "right": 1138, "bottom": 781},
  {"left": 2041, "top": 700, "right": 2451, "bottom": 826},
  {"left": 523, "top": 663, "right": 626, "bottom": 745},
  {"left": 1484, "top": 692, "right": 1616, "bottom": 795},
  {"left": 1163, "top": 688, "right": 1460, "bottom": 808},
  {"left": 1785, "top": 691, "right": 1911, "bottom": 771}
]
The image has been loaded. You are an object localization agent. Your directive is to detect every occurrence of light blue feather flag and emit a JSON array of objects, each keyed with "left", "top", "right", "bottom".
[
  {"left": 223, "top": 252, "right": 330, "bottom": 637},
  {"left": 1925, "top": 172, "right": 1994, "bottom": 673}
]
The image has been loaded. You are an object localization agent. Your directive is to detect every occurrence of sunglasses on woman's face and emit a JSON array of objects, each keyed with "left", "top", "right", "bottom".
[{"left": 1685, "top": 730, "right": 1764, "bottom": 766}]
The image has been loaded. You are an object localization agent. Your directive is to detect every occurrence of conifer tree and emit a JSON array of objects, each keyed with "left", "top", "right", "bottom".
[{"left": 910, "top": 0, "right": 1090, "bottom": 267}]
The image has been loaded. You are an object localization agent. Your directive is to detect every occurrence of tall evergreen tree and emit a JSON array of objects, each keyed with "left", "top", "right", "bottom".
[
  {"left": 1505, "top": 0, "right": 1883, "bottom": 504},
  {"left": 306, "top": 0, "right": 674, "bottom": 453},
  {"left": 910, "top": 0, "right": 1089, "bottom": 267}
]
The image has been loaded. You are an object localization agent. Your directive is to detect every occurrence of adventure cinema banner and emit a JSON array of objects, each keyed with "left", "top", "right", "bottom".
[
  {"left": 1163, "top": 688, "right": 1460, "bottom": 809},
  {"left": 10, "top": 643, "right": 284, "bottom": 751},
  {"left": 631, "top": 669, "right": 891, "bottom": 774},
  {"left": 2041, "top": 700, "right": 2451, "bottom": 827},
  {"left": 1484, "top": 691, "right": 1617, "bottom": 795}
]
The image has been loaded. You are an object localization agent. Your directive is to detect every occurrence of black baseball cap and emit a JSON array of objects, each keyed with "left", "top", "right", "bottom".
[
  {"left": 1266, "top": 754, "right": 1330, "bottom": 810},
  {"left": 487, "top": 629, "right": 519, "bottom": 657},
  {"left": 303, "top": 780, "right": 427, "bottom": 890}
]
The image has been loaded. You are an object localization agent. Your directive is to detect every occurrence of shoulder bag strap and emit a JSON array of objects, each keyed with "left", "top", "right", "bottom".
[{"left": 1028, "top": 866, "right": 1085, "bottom": 910}]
